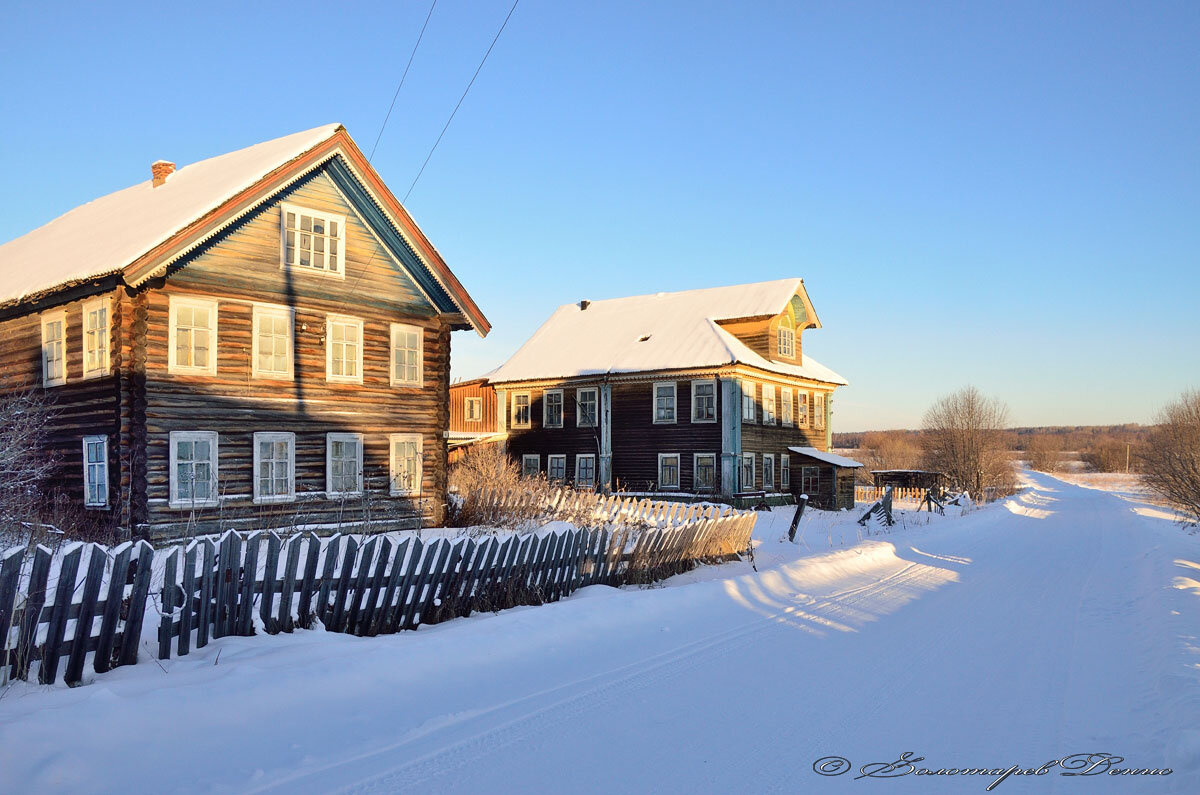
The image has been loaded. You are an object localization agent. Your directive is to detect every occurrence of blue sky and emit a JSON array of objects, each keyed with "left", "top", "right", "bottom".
[{"left": 1, "top": 1, "right": 1196, "bottom": 430}]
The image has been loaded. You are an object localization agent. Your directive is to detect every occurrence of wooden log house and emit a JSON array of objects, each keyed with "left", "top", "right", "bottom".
[
  {"left": 0, "top": 125, "right": 489, "bottom": 540},
  {"left": 486, "top": 280, "right": 848, "bottom": 499},
  {"left": 447, "top": 377, "right": 503, "bottom": 464}
]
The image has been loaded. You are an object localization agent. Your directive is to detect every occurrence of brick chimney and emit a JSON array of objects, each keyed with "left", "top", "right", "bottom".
[{"left": 151, "top": 160, "right": 175, "bottom": 187}]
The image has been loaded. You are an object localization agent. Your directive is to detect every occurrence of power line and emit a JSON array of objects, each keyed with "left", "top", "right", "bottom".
[
  {"left": 402, "top": 0, "right": 520, "bottom": 203},
  {"left": 369, "top": 0, "right": 439, "bottom": 163}
]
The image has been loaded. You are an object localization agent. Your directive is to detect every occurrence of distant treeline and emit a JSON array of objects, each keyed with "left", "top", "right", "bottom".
[{"left": 834, "top": 424, "right": 1149, "bottom": 474}]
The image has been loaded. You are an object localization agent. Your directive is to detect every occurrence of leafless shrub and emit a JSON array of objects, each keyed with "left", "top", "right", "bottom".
[
  {"left": 1026, "top": 434, "right": 1062, "bottom": 472},
  {"left": 1140, "top": 389, "right": 1200, "bottom": 521},
  {"left": 0, "top": 389, "right": 58, "bottom": 547},
  {"left": 921, "top": 386, "right": 1017, "bottom": 499}
]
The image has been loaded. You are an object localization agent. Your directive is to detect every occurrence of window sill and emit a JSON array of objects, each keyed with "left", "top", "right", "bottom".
[
  {"left": 690, "top": 418, "right": 717, "bottom": 424},
  {"left": 169, "top": 500, "right": 220, "bottom": 510},
  {"left": 253, "top": 495, "right": 296, "bottom": 505},
  {"left": 252, "top": 372, "right": 295, "bottom": 382},
  {"left": 652, "top": 419, "right": 677, "bottom": 425},
  {"left": 326, "top": 376, "right": 364, "bottom": 385}
]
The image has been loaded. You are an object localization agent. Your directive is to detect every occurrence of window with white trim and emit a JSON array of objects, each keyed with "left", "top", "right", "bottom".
[
  {"left": 575, "top": 454, "right": 596, "bottom": 488},
  {"left": 799, "top": 392, "right": 810, "bottom": 426},
  {"left": 653, "top": 382, "right": 676, "bottom": 424},
  {"left": 548, "top": 454, "right": 566, "bottom": 482},
  {"left": 763, "top": 454, "right": 775, "bottom": 490},
  {"left": 741, "top": 453, "right": 755, "bottom": 491},
  {"left": 169, "top": 431, "right": 218, "bottom": 509},
  {"left": 741, "top": 381, "right": 756, "bottom": 423},
  {"left": 389, "top": 433, "right": 423, "bottom": 496},
  {"left": 762, "top": 385, "right": 776, "bottom": 425},
  {"left": 326, "top": 314, "right": 363, "bottom": 383},
  {"left": 781, "top": 454, "right": 790, "bottom": 489},
  {"left": 815, "top": 393, "right": 826, "bottom": 429},
  {"left": 512, "top": 392, "right": 532, "bottom": 428},
  {"left": 577, "top": 388, "right": 598, "bottom": 428},
  {"left": 658, "top": 453, "right": 680, "bottom": 490},
  {"left": 691, "top": 380, "right": 716, "bottom": 423},
  {"left": 693, "top": 453, "right": 716, "bottom": 492},
  {"left": 781, "top": 387, "right": 793, "bottom": 427},
  {"left": 282, "top": 203, "right": 345, "bottom": 276},
  {"left": 778, "top": 326, "right": 795, "bottom": 358},
  {"left": 168, "top": 296, "right": 217, "bottom": 375},
  {"left": 326, "top": 432, "right": 363, "bottom": 497},
  {"left": 801, "top": 465, "right": 820, "bottom": 495},
  {"left": 82, "top": 299, "right": 109, "bottom": 379},
  {"left": 390, "top": 323, "right": 422, "bottom": 386},
  {"left": 252, "top": 304, "right": 293, "bottom": 380},
  {"left": 543, "top": 390, "right": 563, "bottom": 428},
  {"left": 522, "top": 454, "right": 540, "bottom": 477},
  {"left": 41, "top": 310, "right": 66, "bottom": 386},
  {"left": 465, "top": 397, "right": 483, "bottom": 422},
  {"left": 253, "top": 432, "right": 295, "bottom": 504},
  {"left": 82, "top": 435, "right": 108, "bottom": 508}
]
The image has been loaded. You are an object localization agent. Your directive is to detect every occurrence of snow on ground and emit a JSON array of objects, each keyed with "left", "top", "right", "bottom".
[
  {"left": 2, "top": 470, "right": 1198, "bottom": 793},
  {"left": 1049, "top": 471, "right": 1192, "bottom": 523}
]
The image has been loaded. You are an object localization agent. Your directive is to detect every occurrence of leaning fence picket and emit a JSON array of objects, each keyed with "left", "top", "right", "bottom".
[
  {"left": 118, "top": 542, "right": 154, "bottom": 667},
  {"left": 158, "top": 547, "right": 179, "bottom": 661},
  {"left": 260, "top": 533, "right": 282, "bottom": 634},
  {"left": 65, "top": 545, "right": 106, "bottom": 685},
  {"left": 39, "top": 544, "right": 81, "bottom": 685}
]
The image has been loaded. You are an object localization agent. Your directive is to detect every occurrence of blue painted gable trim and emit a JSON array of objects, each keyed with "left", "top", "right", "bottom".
[{"left": 322, "top": 157, "right": 459, "bottom": 317}]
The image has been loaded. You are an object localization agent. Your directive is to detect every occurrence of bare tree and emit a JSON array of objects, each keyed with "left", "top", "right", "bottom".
[
  {"left": 1140, "top": 389, "right": 1200, "bottom": 521},
  {"left": 0, "top": 389, "right": 57, "bottom": 545},
  {"left": 1026, "top": 434, "right": 1061, "bottom": 472},
  {"left": 921, "top": 386, "right": 1015, "bottom": 498}
]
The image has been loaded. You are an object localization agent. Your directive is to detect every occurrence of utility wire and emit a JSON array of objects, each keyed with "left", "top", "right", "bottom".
[
  {"left": 402, "top": 0, "right": 520, "bottom": 203},
  {"left": 369, "top": 0, "right": 439, "bottom": 163}
]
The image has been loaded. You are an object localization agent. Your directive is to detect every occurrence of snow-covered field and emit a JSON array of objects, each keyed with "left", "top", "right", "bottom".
[{"left": 2, "top": 470, "right": 1198, "bottom": 793}]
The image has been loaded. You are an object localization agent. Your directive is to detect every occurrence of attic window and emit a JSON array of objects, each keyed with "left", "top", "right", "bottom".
[
  {"left": 282, "top": 203, "right": 345, "bottom": 277},
  {"left": 778, "top": 327, "right": 795, "bottom": 358}
]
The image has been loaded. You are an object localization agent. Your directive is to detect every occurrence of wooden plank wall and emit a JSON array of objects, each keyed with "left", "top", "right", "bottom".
[{"left": 448, "top": 380, "right": 497, "bottom": 433}]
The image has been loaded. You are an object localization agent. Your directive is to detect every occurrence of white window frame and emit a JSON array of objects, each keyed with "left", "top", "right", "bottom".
[
  {"left": 390, "top": 323, "right": 423, "bottom": 387},
  {"left": 741, "top": 453, "right": 755, "bottom": 492},
  {"left": 762, "top": 385, "right": 777, "bottom": 425},
  {"left": 799, "top": 391, "right": 810, "bottom": 427},
  {"left": 543, "top": 389, "right": 564, "bottom": 428},
  {"left": 693, "top": 453, "right": 717, "bottom": 492},
  {"left": 778, "top": 326, "right": 795, "bottom": 358},
  {"left": 280, "top": 202, "right": 347, "bottom": 278},
  {"left": 576, "top": 387, "right": 598, "bottom": 428},
  {"left": 82, "top": 298, "right": 110, "bottom": 380},
  {"left": 575, "top": 454, "right": 597, "bottom": 488},
  {"left": 389, "top": 433, "right": 423, "bottom": 496},
  {"left": 522, "top": 454, "right": 541, "bottom": 478},
  {"left": 40, "top": 309, "right": 67, "bottom": 387},
  {"left": 82, "top": 435, "right": 108, "bottom": 508},
  {"left": 815, "top": 393, "right": 826, "bottom": 429},
  {"left": 763, "top": 453, "right": 775, "bottom": 490},
  {"left": 168, "top": 295, "right": 219, "bottom": 376},
  {"left": 251, "top": 303, "right": 294, "bottom": 381},
  {"left": 781, "top": 387, "right": 794, "bottom": 427},
  {"left": 657, "top": 453, "right": 681, "bottom": 491},
  {"left": 325, "top": 314, "right": 364, "bottom": 384},
  {"left": 168, "top": 430, "right": 219, "bottom": 509},
  {"left": 326, "top": 432, "right": 364, "bottom": 497},
  {"left": 741, "top": 381, "right": 756, "bottom": 423},
  {"left": 512, "top": 391, "right": 532, "bottom": 429},
  {"left": 781, "top": 454, "right": 790, "bottom": 489},
  {"left": 465, "top": 397, "right": 483, "bottom": 423},
  {"left": 652, "top": 382, "right": 677, "bottom": 424},
  {"left": 252, "top": 432, "right": 296, "bottom": 505},
  {"left": 547, "top": 454, "right": 567, "bottom": 483},
  {"left": 691, "top": 379, "right": 717, "bottom": 423}
]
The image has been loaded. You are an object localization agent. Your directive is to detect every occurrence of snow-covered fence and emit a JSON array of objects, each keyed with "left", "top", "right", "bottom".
[
  {"left": 855, "top": 485, "right": 927, "bottom": 505},
  {"left": 1, "top": 506, "right": 756, "bottom": 687},
  {"left": 463, "top": 485, "right": 741, "bottom": 529}
]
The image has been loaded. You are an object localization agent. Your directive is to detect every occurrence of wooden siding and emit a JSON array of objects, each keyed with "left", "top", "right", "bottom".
[
  {"left": 135, "top": 170, "right": 451, "bottom": 537},
  {"left": 0, "top": 290, "right": 123, "bottom": 532},
  {"left": 449, "top": 380, "right": 497, "bottom": 433},
  {"left": 502, "top": 383, "right": 605, "bottom": 484}
]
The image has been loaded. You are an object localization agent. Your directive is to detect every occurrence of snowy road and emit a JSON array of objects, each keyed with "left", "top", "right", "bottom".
[{"left": 2, "top": 471, "right": 1198, "bottom": 793}]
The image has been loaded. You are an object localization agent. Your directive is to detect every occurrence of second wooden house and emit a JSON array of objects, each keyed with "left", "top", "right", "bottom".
[{"left": 485, "top": 279, "right": 847, "bottom": 498}]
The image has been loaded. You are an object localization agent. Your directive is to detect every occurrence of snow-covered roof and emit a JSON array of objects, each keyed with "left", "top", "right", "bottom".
[
  {"left": 0, "top": 124, "right": 341, "bottom": 306},
  {"left": 788, "top": 447, "right": 864, "bottom": 468},
  {"left": 486, "top": 279, "right": 848, "bottom": 385}
]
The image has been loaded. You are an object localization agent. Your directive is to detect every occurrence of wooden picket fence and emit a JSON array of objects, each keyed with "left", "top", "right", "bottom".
[
  {"left": 464, "top": 485, "right": 744, "bottom": 529},
  {"left": 855, "top": 485, "right": 928, "bottom": 505},
  {"left": 1, "top": 497, "right": 755, "bottom": 688}
]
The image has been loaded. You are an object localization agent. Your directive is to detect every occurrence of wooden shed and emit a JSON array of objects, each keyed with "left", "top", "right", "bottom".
[{"left": 787, "top": 446, "right": 863, "bottom": 510}]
